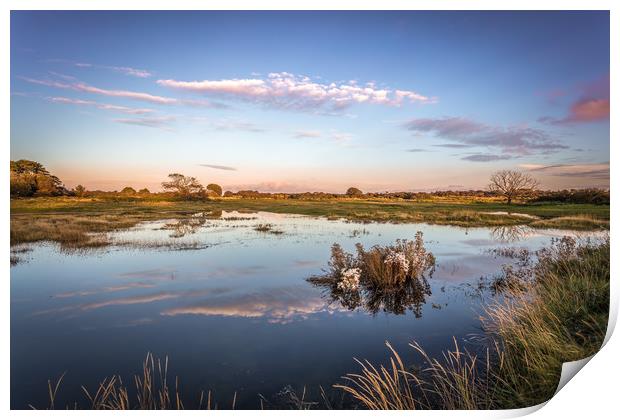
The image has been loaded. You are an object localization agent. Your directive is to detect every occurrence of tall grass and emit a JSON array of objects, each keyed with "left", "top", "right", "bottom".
[{"left": 337, "top": 237, "right": 609, "bottom": 409}]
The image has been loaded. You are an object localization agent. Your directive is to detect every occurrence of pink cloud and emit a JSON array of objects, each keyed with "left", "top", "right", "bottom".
[
  {"left": 48, "top": 96, "right": 155, "bottom": 114},
  {"left": 566, "top": 98, "right": 610, "bottom": 123},
  {"left": 157, "top": 72, "right": 435, "bottom": 111},
  {"left": 539, "top": 74, "right": 610, "bottom": 125}
]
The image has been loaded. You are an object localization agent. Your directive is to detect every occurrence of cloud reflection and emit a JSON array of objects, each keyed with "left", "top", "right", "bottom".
[{"left": 161, "top": 288, "right": 334, "bottom": 324}]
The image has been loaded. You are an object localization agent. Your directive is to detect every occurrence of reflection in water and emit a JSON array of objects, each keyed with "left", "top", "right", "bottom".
[
  {"left": 308, "top": 274, "right": 431, "bottom": 317},
  {"left": 490, "top": 225, "right": 533, "bottom": 243},
  {"left": 163, "top": 210, "right": 223, "bottom": 238},
  {"left": 161, "top": 288, "right": 333, "bottom": 324},
  {"left": 307, "top": 235, "right": 435, "bottom": 317}
]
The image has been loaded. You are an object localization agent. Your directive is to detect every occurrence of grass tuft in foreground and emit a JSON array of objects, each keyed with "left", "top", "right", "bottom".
[{"left": 337, "top": 236, "right": 609, "bottom": 409}]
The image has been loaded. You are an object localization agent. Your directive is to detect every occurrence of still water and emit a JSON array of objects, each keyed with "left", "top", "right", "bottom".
[{"left": 10, "top": 211, "right": 595, "bottom": 409}]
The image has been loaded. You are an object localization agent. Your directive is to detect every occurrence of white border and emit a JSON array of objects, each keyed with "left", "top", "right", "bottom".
[{"left": 3, "top": 2, "right": 617, "bottom": 419}]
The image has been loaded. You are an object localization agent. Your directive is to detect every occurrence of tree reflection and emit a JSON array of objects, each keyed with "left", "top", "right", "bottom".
[
  {"left": 163, "top": 210, "right": 222, "bottom": 238},
  {"left": 490, "top": 225, "right": 532, "bottom": 243}
]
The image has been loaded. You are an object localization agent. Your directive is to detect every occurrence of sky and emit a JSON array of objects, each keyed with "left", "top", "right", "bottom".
[{"left": 10, "top": 11, "right": 610, "bottom": 193}]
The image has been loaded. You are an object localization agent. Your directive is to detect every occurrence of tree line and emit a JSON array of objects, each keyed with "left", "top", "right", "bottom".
[{"left": 9, "top": 160, "right": 609, "bottom": 205}]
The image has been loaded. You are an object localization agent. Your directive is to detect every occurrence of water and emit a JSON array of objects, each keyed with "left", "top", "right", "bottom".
[{"left": 10, "top": 211, "right": 598, "bottom": 409}]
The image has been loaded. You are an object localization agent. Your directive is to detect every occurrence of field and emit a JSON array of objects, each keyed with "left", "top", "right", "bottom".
[{"left": 10, "top": 196, "right": 610, "bottom": 249}]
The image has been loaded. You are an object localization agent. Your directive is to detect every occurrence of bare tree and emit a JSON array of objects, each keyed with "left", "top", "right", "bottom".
[
  {"left": 161, "top": 173, "right": 204, "bottom": 198},
  {"left": 488, "top": 170, "right": 539, "bottom": 205}
]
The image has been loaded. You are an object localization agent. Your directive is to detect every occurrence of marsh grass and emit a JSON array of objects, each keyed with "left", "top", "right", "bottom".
[
  {"left": 36, "top": 353, "right": 228, "bottom": 410},
  {"left": 253, "top": 223, "right": 284, "bottom": 234},
  {"left": 530, "top": 214, "right": 609, "bottom": 230},
  {"left": 337, "top": 237, "right": 610, "bottom": 409},
  {"left": 12, "top": 196, "right": 610, "bottom": 230}
]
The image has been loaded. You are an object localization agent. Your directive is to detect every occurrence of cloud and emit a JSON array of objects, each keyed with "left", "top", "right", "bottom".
[
  {"left": 433, "top": 143, "right": 476, "bottom": 149},
  {"left": 157, "top": 72, "right": 434, "bottom": 112},
  {"left": 329, "top": 130, "right": 353, "bottom": 142},
  {"left": 404, "top": 116, "right": 567, "bottom": 157},
  {"left": 46, "top": 58, "right": 152, "bottom": 78},
  {"left": 461, "top": 154, "right": 513, "bottom": 162},
  {"left": 294, "top": 130, "right": 322, "bottom": 139},
  {"left": 519, "top": 162, "right": 609, "bottom": 179},
  {"left": 199, "top": 164, "right": 237, "bottom": 171},
  {"left": 48, "top": 96, "right": 155, "bottom": 115},
  {"left": 539, "top": 74, "right": 610, "bottom": 125},
  {"left": 406, "top": 148, "right": 426, "bottom": 152},
  {"left": 23, "top": 76, "right": 177, "bottom": 104},
  {"left": 539, "top": 98, "right": 610, "bottom": 124},
  {"left": 106, "top": 66, "right": 152, "bottom": 78},
  {"left": 114, "top": 116, "right": 175, "bottom": 128}
]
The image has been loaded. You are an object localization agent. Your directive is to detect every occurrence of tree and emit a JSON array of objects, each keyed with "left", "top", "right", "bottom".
[
  {"left": 138, "top": 188, "right": 150, "bottom": 195},
  {"left": 10, "top": 159, "right": 65, "bottom": 197},
  {"left": 74, "top": 185, "right": 86, "bottom": 197},
  {"left": 121, "top": 186, "right": 137, "bottom": 195},
  {"left": 488, "top": 170, "right": 539, "bottom": 205},
  {"left": 206, "top": 183, "right": 223, "bottom": 197},
  {"left": 161, "top": 173, "right": 204, "bottom": 198},
  {"left": 346, "top": 187, "right": 363, "bottom": 197}
]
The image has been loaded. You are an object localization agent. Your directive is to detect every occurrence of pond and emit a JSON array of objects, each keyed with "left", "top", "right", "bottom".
[{"left": 10, "top": 211, "right": 600, "bottom": 409}]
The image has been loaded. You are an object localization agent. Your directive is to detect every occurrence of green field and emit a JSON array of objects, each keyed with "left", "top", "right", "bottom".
[{"left": 10, "top": 196, "right": 609, "bottom": 249}]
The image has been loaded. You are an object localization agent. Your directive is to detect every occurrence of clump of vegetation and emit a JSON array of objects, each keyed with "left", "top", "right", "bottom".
[
  {"left": 530, "top": 215, "right": 609, "bottom": 230},
  {"left": 309, "top": 234, "right": 436, "bottom": 316},
  {"left": 337, "top": 237, "right": 609, "bottom": 409},
  {"left": 329, "top": 233, "right": 436, "bottom": 289},
  {"left": 253, "top": 223, "right": 284, "bottom": 234}
]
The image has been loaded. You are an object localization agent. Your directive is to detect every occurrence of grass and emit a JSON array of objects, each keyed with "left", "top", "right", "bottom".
[
  {"left": 253, "top": 223, "right": 284, "bottom": 234},
  {"left": 12, "top": 196, "right": 609, "bottom": 224},
  {"left": 10, "top": 196, "right": 608, "bottom": 250},
  {"left": 337, "top": 237, "right": 610, "bottom": 409},
  {"left": 308, "top": 234, "right": 435, "bottom": 316},
  {"left": 35, "top": 353, "right": 223, "bottom": 410}
]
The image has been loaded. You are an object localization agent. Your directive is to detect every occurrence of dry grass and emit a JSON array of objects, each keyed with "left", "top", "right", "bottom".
[
  {"left": 337, "top": 237, "right": 609, "bottom": 409},
  {"left": 253, "top": 223, "right": 284, "bottom": 234},
  {"left": 530, "top": 214, "right": 609, "bottom": 230},
  {"left": 35, "top": 353, "right": 228, "bottom": 410}
]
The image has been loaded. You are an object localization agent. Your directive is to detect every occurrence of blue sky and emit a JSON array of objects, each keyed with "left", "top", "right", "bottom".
[{"left": 10, "top": 11, "right": 610, "bottom": 192}]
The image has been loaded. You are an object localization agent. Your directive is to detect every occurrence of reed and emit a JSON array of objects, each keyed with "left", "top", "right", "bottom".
[{"left": 337, "top": 237, "right": 609, "bottom": 409}]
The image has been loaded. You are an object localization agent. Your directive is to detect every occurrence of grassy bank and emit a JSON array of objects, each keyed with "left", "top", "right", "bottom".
[
  {"left": 338, "top": 237, "right": 610, "bottom": 409},
  {"left": 10, "top": 196, "right": 609, "bottom": 248}
]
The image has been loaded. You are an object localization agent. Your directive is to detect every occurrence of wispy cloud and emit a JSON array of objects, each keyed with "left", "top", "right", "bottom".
[
  {"left": 404, "top": 116, "right": 567, "bottom": 157},
  {"left": 329, "top": 130, "right": 353, "bottom": 142},
  {"left": 157, "top": 72, "right": 435, "bottom": 112},
  {"left": 22, "top": 76, "right": 224, "bottom": 109},
  {"left": 406, "top": 148, "right": 427, "bottom": 152},
  {"left": 114, "top": 116, "right": 175, "bottom": 128},
  {"left": 46, "top": 58, "right": 152, "bottom": 78},
  {"left": 293, "top": 130, "right": 322, "bottom": 139},
  {"left": 23, "top": 76, "right": 177, "bottom": 104},
  {"left": 461, "top": 153, "right": 513, "bottom": 162},
  {"left": 433, "top": 143, "right": 476, "bottom": 149},
  {"left": 199, "top": 164, "right": 237, "bottom": 171},
  {"left": 519, "top": 162, "right": 609, "bottom": 179},
  {"left": 48, "top": 96, "right": 155, "bottom": 115}
]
